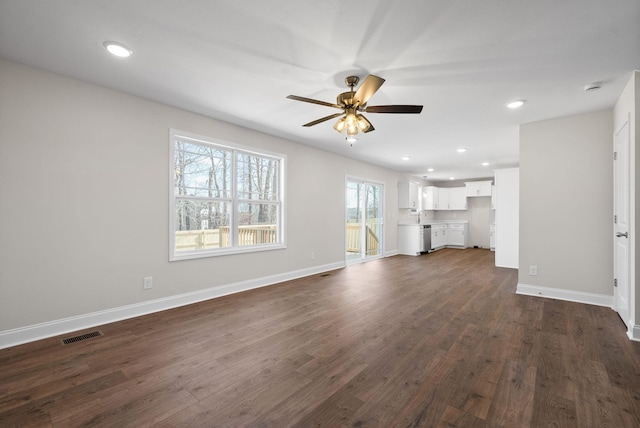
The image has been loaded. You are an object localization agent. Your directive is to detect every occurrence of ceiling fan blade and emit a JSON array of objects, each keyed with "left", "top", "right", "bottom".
[
  {"left": 353, "top": 75, "right": 385, "bottom": 106},
  {"left": 287, "top": 95, "right": 342, "bottom": 109},
  {"left": 365, "top": 105, "right": 423, "bottom": 114},
  {"left": 302, "top": 113, "right": 344, "bottom": 127}
]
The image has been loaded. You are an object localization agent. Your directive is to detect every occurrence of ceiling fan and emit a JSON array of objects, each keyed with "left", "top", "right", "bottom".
[{"left": 287, "top": 74, "right": 423, "bottom": 142}]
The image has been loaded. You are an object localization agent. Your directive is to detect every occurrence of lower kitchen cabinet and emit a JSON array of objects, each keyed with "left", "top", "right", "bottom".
[
  {"left": 448, "top": 223, "right": 467, "bottom": 247},
  {"left": 399, "top": 222, "right": 469, "bottom": 255},
  {"left": 398, "top": 224, "right": 422, "bottom": 256},
  {"left": 431, "top": 223, "right": 468, "bottom": 250},
  {"left": 431, "top": 224, "right": 447, "bottom": 250}
]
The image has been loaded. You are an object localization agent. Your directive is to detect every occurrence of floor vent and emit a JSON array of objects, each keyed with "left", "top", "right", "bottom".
[{"left": 62, "top": 330, "right": 103, "bottom": 345}]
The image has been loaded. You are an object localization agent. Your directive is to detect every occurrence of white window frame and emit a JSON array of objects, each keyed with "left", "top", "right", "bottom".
[{"left": 169, "top": 129, "right": 286, "bottom": 261}]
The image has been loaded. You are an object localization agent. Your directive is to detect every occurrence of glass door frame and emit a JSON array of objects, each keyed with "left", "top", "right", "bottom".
[{"left": 345, "top": 176, "right": 385, "bottom": 265}]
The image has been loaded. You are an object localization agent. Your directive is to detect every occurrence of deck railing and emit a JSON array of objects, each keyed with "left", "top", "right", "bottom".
[
  {"left": 175, "top": 225, "right": 277, "bottom": 251},
  {"left": 176, "top": 223, "right": 379, "bottom": 254},
  {"left": 346, "top": 222, "right": 380, "bottom": 255}
]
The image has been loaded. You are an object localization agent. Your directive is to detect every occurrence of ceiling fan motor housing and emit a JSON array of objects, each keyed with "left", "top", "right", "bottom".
[
  {"left": 345, "top": 75, "right": 360, "bottom": 87},
  {"left": 337, "top": 92, "right": 357, "bottom": 107}
]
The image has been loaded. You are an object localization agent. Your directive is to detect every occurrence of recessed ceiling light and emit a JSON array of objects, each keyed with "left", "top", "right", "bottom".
[
  {"left": 456, "top": 148, "right": 467, "bottom": 153},
  {"left": 427, "top": 168, "right": 434, "bottom": 172},
  {"left": 507, "top": 100, "right": 525, "bottom": 109},
  {"left": 449, "top": 177, "right": 455, "bottom": 180},
  {"left": 481, "top": 162, "right": 490, "bottom": 166},
  {"left": 401, "top": 156, "right": 410, "bottom": 161},
  {"left": 104, "top": 41, "right": 133, "bottom": 58}
]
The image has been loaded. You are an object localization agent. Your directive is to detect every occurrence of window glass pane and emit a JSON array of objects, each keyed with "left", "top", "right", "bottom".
[
  {"left": 175, "top": 140, "right": 232, "bottom": 198},
  {"left": 175, "top": 199, "right": 231, "bottom": 251},
  {"left": 237, "top": 202, "right": 278, "bottom": 246},
  {"left": 237, "top": 154, "right": 279, "bottom": 201}
]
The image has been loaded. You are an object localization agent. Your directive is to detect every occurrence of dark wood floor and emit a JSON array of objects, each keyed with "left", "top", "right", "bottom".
[{"left": 2, "top": 249, "right": 640, "bottom": 427}]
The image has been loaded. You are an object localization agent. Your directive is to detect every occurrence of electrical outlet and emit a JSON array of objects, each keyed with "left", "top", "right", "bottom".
[
  {"left": 529, "top": 266, "right": 538, "bottom": 276},
  {"left": 143, "top": 277, "right": 153, "bottom": 289},
  {"left": 310, "top": 252, "right": 316, "bottom": 261}
]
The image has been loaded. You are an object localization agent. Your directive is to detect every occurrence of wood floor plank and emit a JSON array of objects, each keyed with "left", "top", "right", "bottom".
[
  {"left": 485, "top": 358, "right": 536, "bottom": 427},
  {"left": 2, "top": 249, "right": 640, "bottom": 427},
  {"left": 433, "top": 405, "right": 489, "bottom": 428}
]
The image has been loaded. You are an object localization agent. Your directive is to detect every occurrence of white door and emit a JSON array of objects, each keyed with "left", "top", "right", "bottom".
[
  {"left": 614, "top": 117, "right": 630, "bottom": 328},
  {"left": 345, "top": 178, "right": 384, "bottom": 263}
]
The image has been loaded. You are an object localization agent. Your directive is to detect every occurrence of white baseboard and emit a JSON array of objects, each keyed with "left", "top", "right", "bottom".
[
  {"left": 628, "top": 324, "right": 640, "bottom": 342},
  {"left": 516, "top": 283, "right": 614, "bottom": 308},
  {"left": 0, "top": 261, "right": 345, "bottom": 350}
]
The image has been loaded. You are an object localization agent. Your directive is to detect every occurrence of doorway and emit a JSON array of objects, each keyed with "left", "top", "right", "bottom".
[
  {"left": 614, "top": 116, "right": 631, "bottom": 329},
  {"left": 346, "top": 178, "right": 384, "bottom": 263}
]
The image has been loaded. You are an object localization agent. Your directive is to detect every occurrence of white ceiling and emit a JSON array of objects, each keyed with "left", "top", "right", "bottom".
[{"left": 1, "top": 0, "right": 639, "bottom": 181}]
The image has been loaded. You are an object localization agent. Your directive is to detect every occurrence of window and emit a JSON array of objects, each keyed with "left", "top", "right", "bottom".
[{"left": 170, "top": 129, "right": 285, "bottom": 260}]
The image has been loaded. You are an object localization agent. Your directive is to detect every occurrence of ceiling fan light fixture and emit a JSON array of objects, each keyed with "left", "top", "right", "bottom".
[
  {"left": 356, "top": 114, "right": 370, "bottom": 132},
  {"left": 333, "top": 117, "right": 347, "bottom": 133},
  {"left": 346, "top": 133, "right": 358, "bottom": 144}
]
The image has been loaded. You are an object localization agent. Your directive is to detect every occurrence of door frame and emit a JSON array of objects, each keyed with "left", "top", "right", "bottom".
[
  {"left": 613, "top": 115, "right": 631, "bottom": 331},
  {"left": 345, "top": 175, "right": 385, "bottom": 265}
]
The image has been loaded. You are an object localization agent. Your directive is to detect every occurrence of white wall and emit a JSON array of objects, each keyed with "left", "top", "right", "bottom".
[
  {"left": 518, "top": 110, "right": 613, "bottom": 303},
  {"left": 466, "top": 196, "right": 492, "bottom": 248},
  {"left": 495, "top": 168, "right": 519, "bottom": 268},
  {"left": 0, "top": 59, "right": 409, "bottom": 346}
]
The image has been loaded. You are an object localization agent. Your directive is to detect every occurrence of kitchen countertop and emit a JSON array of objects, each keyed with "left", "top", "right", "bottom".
[{"left": 399, "top": 220, "right": 469, "bottom": 226}]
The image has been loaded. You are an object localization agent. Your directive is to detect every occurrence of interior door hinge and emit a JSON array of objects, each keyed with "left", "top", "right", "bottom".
[
  {"left": 614, "top": 151, "right": 618, "bottom": 160},
  {"left": 614, "top": 278, "right": 618, "bottom": 287},
  {"left": 615, "top": 214, "right": 618, "bottom": 224}
]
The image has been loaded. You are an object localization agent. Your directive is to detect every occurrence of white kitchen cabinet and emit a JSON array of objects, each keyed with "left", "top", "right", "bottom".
[
  {"left": 435, "top": 187, "right": 466, "bottom": 210},
  {"left": 465, "top": 180, "right": 493, "bottom": 197},
  {"left": 399, "top": 181, "right": 420, "bottom": 210},
  {"left": 448, "top": 223, "right": 467, "bottom": 247},
  {"left": 398, "top": 225, "right": 422, "bottom": 256},
  {"left": 431, "top": 224, "right": 447, "bottom": 250},
  {"left": 422, "top": 186, "right": 439, "bottom": 210},
  {"left": 437, "top": 188, "right": 450, "bottom": 210},
  {"left": 449, "top": 187, "right": 467, "bottom": 210}
]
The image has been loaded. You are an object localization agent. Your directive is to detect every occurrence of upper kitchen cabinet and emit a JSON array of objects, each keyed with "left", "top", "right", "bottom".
[
  {"left": 436, "top": 187, "right": 466, "bottom": 210},
  {"left": 438, "top": 188, "right": 450, "bottom": 210},
  {"left": 399, "top": 181, "right": 420, "bottom": 210},
  {"left": 465, "top": 180, "right": 493, "bottom": 197},
  {"left": 449, "top": 187, "right": 467, "bottom": 210},
  {"left": 422, "top": 186, "right": 439, "bottom": 210}
]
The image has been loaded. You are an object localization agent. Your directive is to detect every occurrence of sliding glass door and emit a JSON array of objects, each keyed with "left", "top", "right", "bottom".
[{"left": 346, "top": 178, "right": 384, "bottom": 263}]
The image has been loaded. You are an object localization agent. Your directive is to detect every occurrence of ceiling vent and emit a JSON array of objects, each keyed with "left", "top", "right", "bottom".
[{"left": 584, "top": 82, "right": 602, "bottom": 92}]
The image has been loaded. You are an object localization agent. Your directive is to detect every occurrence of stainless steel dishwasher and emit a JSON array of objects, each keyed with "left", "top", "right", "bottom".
[{"left": 422, "top": 225, "right": 431, "bottom": 253}]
